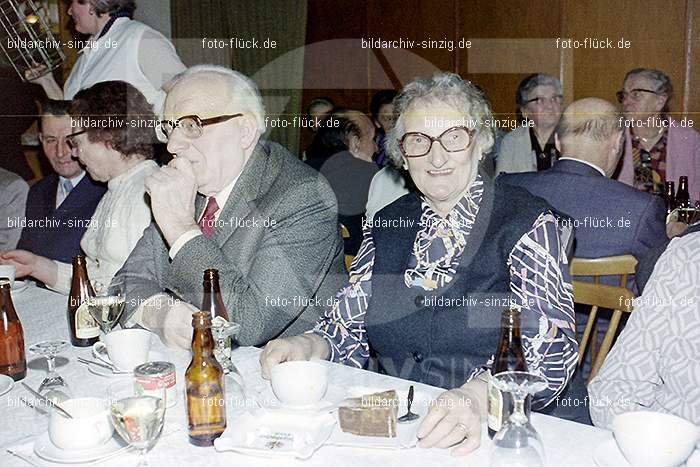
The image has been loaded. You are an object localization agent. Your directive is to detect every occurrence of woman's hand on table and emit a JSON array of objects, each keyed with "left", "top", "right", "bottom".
[
  {"left": 260, "top": 333, "right": 330, "bottom": 379},
  {"left": 417, "top": 387, "right": 483, "bottom": 456},
  {"left": 0, "top": 249, "right": 38, "bottom": 277}
]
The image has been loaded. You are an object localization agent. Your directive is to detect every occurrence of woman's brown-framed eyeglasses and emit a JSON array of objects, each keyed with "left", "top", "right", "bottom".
[
  {"left": 65, "top": 129, "right": 87, "bottom": 151},
  {"left": 616, "top": 89, "right": 658, "bottom": 103},
  {"left": 399, "top": 126, "right": 475, "bottom": 158},
  {"left": 159, "top": 113, "right": 244, "bottom": 140}
]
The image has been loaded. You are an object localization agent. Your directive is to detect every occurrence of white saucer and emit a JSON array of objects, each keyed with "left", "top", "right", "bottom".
[
  {"left": 593, "top": 437, "right": 700, "bottom": 467},
  {"left": 592, "top": 438, "right": 629, "bottom": 467},
  {"left": 34, "top": 432, "right": 127, "bottom": 464},
  {"left": 271, "top": 399, "right": 337, "bottom": 412},
  {"left": 0, "top": 374, "right": 14, "bottom": 397},
  {"left": 89, "top": 347, "right": 166, "bottom": 377}
]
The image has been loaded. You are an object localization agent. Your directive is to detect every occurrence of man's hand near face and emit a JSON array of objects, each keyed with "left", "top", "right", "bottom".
[{"left": 145, "top": 157, "right": 199, "bottom": 246}]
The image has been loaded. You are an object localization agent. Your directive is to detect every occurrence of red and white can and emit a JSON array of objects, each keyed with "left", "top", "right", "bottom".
[{"left": 134, "top": 361, "right": 177, "bottom": 407}]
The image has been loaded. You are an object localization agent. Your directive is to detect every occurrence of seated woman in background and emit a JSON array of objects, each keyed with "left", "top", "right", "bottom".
[
  {"left": 0, "top": 81, "right": 158, "bottom": 293},
  {"left": 261, "top": 72, "right": 579, "bottom": 456},
  {"left": 588, "top": 230, "right": 700, "bottom": 428},
  {"left": 496, "top": 73, "right": 563, "bottom": 175}
]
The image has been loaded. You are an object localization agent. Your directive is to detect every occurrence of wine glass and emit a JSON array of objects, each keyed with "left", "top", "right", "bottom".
[
  {"left": 28, "top": 340, "right": 72, "bottom": 403},
  {"left": 88, "top": 278, "right": 126, "bottom": 336},
  {"left": 489, "top": 371, "right": 549, "bottom": 467},
  {"left": 109, "top": 380, "right": 166, "bottom": 467}
]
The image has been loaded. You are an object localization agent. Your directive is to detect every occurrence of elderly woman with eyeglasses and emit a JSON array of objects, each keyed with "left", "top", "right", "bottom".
[
  {"left": 615, "top": 68, "right": 700, "bottom": 197},
  {"left": 260, "top": 72, "right": 578, "bottom": 456},
  {"left": 496, "top": 73, "right": 564, "bottom": 175},
  {"left": 0, "top": 81, "right": 157, "bottom": 294}
]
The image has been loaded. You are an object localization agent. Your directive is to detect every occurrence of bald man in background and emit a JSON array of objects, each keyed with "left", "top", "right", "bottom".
[{"left": 499, "top": 98, "right": 667, "bottom": 281}]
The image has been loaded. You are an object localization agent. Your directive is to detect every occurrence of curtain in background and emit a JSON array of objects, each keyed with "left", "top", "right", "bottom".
[{"left": 170, "top": 0, "right": 308, "bottom": 155}]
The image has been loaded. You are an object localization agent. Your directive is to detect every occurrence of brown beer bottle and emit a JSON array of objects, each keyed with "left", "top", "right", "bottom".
[
  {"left": 67, "top": 255, "right": 98, "bottom": 347},
  {"left": 202, "top": 269, "right": 229, "bottom": 321},
  {"left": 664, "top": 181, "right": 675, "bottom": 216},
  {"left": 0, "top": 279, "right": 26, "bottom": 381},
  {"left": 186, "top": 311, "right": 226, "bottom": 446},
  {"left": 487, "top": 308, "right": 528, "bottom": 438},
  {"left": 676, "top": 176, "right": 691, "bottom": 223}
]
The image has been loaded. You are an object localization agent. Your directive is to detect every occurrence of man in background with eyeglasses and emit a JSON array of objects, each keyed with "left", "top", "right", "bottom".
[
  {"left": 496, "top": 73, "right": 564, "bottom": 175},
  {"left": 614, "top": 68, "right": 700, "bottom": 198},
  {"left": 116, "top": 65, "right": 346, "bottom": 349},
  {"left": 16, "top": 100, "right": 106, "bottom": 264}
]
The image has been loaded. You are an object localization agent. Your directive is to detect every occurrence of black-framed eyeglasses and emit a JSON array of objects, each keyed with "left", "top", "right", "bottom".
[
  {"left": 524, "top": 95, "right": 564, "bottom": 106},
  {"left": 65, "top": 130, "right": 86, "bottom": 151},
  {"left": 616, "top": 89, "right": 658, "bottom": 103},
  {"left": 159, "top": 113, "right": 244, "bottom": 139},
  {"left": 398, "top": 126, "right": 475, "bottom": 158}
]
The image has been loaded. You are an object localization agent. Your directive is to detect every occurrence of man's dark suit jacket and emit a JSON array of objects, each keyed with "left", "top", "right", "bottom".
[
  {"left": 636, "top": 222, "right": 700, "bottom": 293},
  {"left": 17, "top": 174, "right": 106, "bottom": 263},
  {"left": 499, "top": 159, "right": 668, "bottom": 291}
]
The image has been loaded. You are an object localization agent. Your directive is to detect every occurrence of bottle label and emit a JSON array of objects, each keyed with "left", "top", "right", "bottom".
[
  {"left": 487, "top": 377, "right": 503, "bottom": 433},
  {"left": 75, "top": 302, "right": 99, "bottom": 339}
]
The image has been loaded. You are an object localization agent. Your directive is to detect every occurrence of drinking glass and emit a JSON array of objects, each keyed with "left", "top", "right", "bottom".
[
  {"left": 28, "top": 340, "right": 72, "bottom": 403},
  {"left": 109, "top": 380, "right": 166, "bottom": 467},
  {"left": 88, "top": 278, "right": 126, "bottom": 336},
  {"left": 211, "top": 317, "right": 241, "bottom": 375},
  {"left": 489, "top": 371, "right": 549, "bottom": 467}
]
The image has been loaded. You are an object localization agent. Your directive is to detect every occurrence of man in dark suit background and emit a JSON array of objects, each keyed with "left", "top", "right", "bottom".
[
  {"left": 499, "top": 97, "right": 668, "bottom": 291},
  {"left": 16, "top": 100, "right": 106, "bottom": 263}
]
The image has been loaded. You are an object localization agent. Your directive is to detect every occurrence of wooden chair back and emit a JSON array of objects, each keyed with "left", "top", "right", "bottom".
[{"left": 570, "top": 255, "right": 637, "bottom": 381}]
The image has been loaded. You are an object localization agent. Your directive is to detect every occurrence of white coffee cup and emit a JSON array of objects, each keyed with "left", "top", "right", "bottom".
[
  {"left": 271, "top": 360, "right": 329, "bottom": 406},
  {"left": 612, "top": 411, "right": 700, "bottom": 467},
  {"left": 94, "top": 329, "right": 152, "bottom": 372},
  {"left": 0, "top": 264, "right": 16, "bottom": 287},
  {"left": 49, "top": 398, "right": 114, "bottom": 450}
]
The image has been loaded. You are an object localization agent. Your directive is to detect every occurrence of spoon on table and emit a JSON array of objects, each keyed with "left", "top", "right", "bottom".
[
  {"left": 398, "top": 385, "right": 420, "bottom": 423},
  {"left": 21, "top": 382, "right": 73, "bottom": 419}
]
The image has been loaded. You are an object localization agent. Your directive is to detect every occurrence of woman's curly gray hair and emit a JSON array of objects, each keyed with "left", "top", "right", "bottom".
[
  {"left": 385, "top": 72, "right": 495, "bottom": 167},
  {"left": 87, "top": 0, "right": 136, "bottom": 16}
]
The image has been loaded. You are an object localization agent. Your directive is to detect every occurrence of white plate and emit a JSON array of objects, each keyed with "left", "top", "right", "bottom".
[
  {"left": 326, "top": 386, "right": 428, "bottom": 450},
  {"left": 34, "top": 432, "right": 127, "bottom": 464},
  {"left": 88, "top": 349, "right": 166, "bottom": 377},
  {"left": 268, "top": 399, "right": 337, "bottom": 413},
  {"left": 592, "top": 438, "right": 630, "bottom": 467},
  {"left": 214, "top": 408, "right": 336, "bottom": 459},
  {"left": 0, "top": 374, "right": 14, "bottom": 396},
  {"left": 593, "top": 438, "right": 700, "bottom": 467}
]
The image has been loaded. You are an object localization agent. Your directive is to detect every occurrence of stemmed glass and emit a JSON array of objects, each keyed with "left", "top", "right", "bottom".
[
  {"left": 109, "top": 380, "right": 167, "bottom": 467},
  {"left": 28, "top": 340, "right": 72, "bottom": 403},
  {"left": 211, "top": 317, "right": 241, "bottom": 375},
  {"left": 88, "top": 278, "right": 126, "bottom": 336},
  {"left": 489, "top": 371, "right": 549, "bottom": 467}
]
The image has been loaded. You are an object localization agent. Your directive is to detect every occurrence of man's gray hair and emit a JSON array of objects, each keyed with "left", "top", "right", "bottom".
[
  {"left": 170, "top": 65, "right": 266, "bottom": 135},
  {"left": 516, "top": 73, "right": 563, "bottom": 107},
  {"left": 624, "top": 68, "right": 673, "bottom": 113},
  {"left": 556, "top": 108, "right": 623, "bottom": 143},
  {"left": 385, "top": 72, "right": 495, "bottom": 167}
]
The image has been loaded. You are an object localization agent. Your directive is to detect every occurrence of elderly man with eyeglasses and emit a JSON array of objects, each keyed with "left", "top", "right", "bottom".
[
  {"left": 496, "top": 73, "right": 564, "bottom": 175},
  {"left": 614, "top": 68, "right": 700, "bottom": 198},
  {"left": 115, "top": 65, "right": 346, "bottom": 349}
]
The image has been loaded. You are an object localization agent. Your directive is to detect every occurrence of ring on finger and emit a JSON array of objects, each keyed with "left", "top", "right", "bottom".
[{"left": 455, "top": 422, "right": 468, "bottom": 434}]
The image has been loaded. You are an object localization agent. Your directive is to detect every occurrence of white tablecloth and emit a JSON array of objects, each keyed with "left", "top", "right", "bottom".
[{"left": 0, "top": 285, "right": 613, "bottom": 466}]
